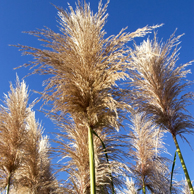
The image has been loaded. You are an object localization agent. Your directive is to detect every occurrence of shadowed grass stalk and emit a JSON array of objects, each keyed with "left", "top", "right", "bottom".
[
  {"left": 128, "top": 32, "right": 194, "bottom": 193},
  {"left": 170, "top": 150, "right": 177, "bottom": 193},
  {"left": 15, "top": 0, "right": 161, "bottom": 192},
  {"left": 92, "top": 130, "right": 115, "bottom": 194}
]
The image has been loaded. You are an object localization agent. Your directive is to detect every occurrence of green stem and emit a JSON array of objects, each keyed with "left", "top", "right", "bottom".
[
  {"left": 88, "top": 126, "right": 96, "bottom": 194},
  {"left": 92, "top": 130, "right": 115, "bottom": 194},
  {"left": 142, "top": 179, "right": 146, "bottom": 194},
  {"left": 172, "top": 135, "right": 194, "bottom": 194},
  {"left": 6, "top": 174, "right": 11, "bottom": 194},
  {"left": 170, "top": 150, "right": 177, "bottom": 193}
]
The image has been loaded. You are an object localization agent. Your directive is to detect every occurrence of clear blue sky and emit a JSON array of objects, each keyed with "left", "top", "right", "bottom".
[{"left": 0, "top": 0, "right": 194, "bottom": 186}]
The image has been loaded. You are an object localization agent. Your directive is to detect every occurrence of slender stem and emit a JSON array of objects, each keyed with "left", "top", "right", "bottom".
[
  {"left": 92, "top": 130, "right": 115, "bottom": 194},
  {"left": 170, "top": 150, "right": 177, "bottom": 193},
  {"left": 172, "top": 135, "right": 194, "bottom": 194},
  {"left": 142, "top": 178, "right": 146, "bottom": 194},
  {"left": 88, "top": 126, "right": 96, "bottom": 194},
  {"left": 6, "top": 174, "right": 11, "bottom": 194}
]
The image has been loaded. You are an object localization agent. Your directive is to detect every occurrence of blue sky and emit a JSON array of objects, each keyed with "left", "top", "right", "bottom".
[{"left": 0, "top": 0, "right": 194, "bottom": 187}]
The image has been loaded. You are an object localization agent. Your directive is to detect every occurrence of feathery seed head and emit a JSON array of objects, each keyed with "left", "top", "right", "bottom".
[
  {"left": 17, "top": 0, "right": 161, "bottom": 132},
  {"left": 16, "top": 108, "right": 58, "bottom": 194},
  {"left": 0, "top": 76, "right": 31, "bottom": 190},
  {"left": 0, "top": 76, "right": 58, "bottom": 193},
  {"left": 128, "top": 112, "right": 171, "bottom": 193},
  {"left": 122, "top": 178, "right": 137, "bottom": 194},
  {"left": 129, "top": 32, "right": 194, "bottom": 137}
]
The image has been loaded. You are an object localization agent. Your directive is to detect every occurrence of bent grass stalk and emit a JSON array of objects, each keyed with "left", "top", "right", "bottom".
[
  {"left": 170, "top": 150, "right": 177, "bottom": 193},
  {"left": 92, "top": 130, "right": 115, "bottom": 194}
]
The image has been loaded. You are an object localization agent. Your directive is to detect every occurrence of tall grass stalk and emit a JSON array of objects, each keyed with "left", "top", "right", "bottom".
[
  {"left": 92, "top": 130, "right": 115, "bottom": 194},
  {"left": 88, "top": 126, "right": 96, "bottom": 194},
  {"left": 142, "top": 180, "right": 146, "bottom": 194},
  {"left": 128, "top": 32, "right": 194, "bottom": 193},
  {"left": 6, "top": 175, "right": 11, "bottom": 194}
]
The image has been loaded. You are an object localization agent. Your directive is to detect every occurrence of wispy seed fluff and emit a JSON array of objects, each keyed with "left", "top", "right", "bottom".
[{"left": 128, "top": 112, "right": 173, "bottom": 193}]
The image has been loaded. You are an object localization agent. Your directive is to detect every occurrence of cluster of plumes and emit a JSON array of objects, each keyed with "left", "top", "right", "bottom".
[
  {"left": 128, "top": 112, "right": 181, "bottom": 194},
  {"left": 0, "top": 77, "right": 58, "bottom": 194},
  {"left": 52, "top": 117, "right": 129, "bottom": 194},
  {"left": 125, "top": 32, "right": 194, "bottom": 193},
  {"left": 128, "top": 32, "right": 194, "bottom": 139},
  {"left": 0, "top": 77, "right": 30, "bottom": 191},
  {"left": 13, "top": 0, "right": 194, "bottom": 193},
  {"left": 15, "top": 111, "right": 59, "bottom": 194},
  {"left": 15, "top": 1, "right": 163, "bottom": 193}
]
